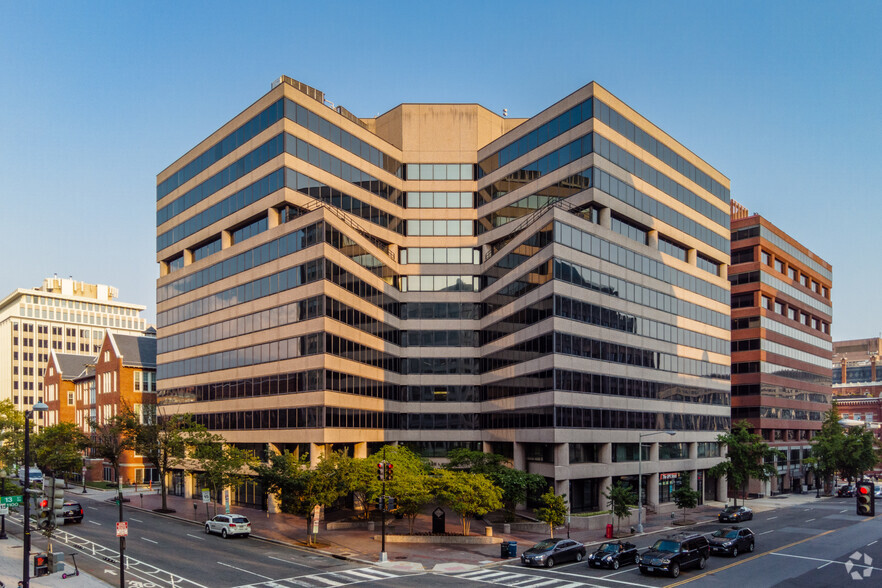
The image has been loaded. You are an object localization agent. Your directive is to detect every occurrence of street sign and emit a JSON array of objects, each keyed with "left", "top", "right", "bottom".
[
  {"left": 0, "top": 495, "right": 22, "bottom": 505},
  {"left": 201, "top": 488, "right": 210, "bottom": 504},
  {"left": 116, "top": 521, "right": 128, "bottom": 537},
  {"left": 0, "top": 505, "right": 8, "bottom": 516},
  {"left": 312, "top": 504, "right": 320, "bottom": 534},
  {"left": 223, "top": 489, "right": 230, "bottom": 514}
]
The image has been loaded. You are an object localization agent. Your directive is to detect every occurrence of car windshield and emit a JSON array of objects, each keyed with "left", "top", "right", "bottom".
[
  {"left": 231, "top": 517, "right": 248, "bottom": 523},
  {"left": 533, "top": 540, "right": 558, "bottom": 551},
  {"left": 651, "top": 540, "right": 681, "bottom": 552},
  {"left": 712, "top": 530, "right": 738, "bottom": 538},
  {"left": 723, "top": 507, "right": 740, "bottom": 513},
  {"left": 601, "top": 543, "right": 619, "bottom": 553}
]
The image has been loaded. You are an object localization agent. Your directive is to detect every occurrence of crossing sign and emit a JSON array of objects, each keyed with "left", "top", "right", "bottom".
[{"left": 116, "top": 521, "right": 128, "bottom": 537}]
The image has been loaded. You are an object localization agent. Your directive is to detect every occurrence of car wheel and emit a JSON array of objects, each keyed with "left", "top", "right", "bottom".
[
  {"left": 221, "top": 529, "right": 228, "bottom": 538},
  {"left": 613, "top": 559, "right": 620, "bottom": 570},
  {"left": 575, "top": 552, "right": 583, "bottom": 562},
  {"left": 699, "top": 556, "right": 707, "bottom": 569},
  {"left": 732, "top": 547, "right": 738, "bottom": 557},
  {"left": 670, "top": 563, "right": 680, "bottom": 578},
  {"left": 546, "top": 557, "right": 555, "bottom": 568},
  {"left": 205, "top": 525, "right": 211, "bottom": 534},
  {"left": 748, "top": 542, "right": 755, "bottom": 553}
]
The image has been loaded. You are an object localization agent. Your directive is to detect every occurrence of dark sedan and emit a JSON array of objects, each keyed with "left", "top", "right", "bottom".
[
  {"left": 838, "top": 485, "right": 856, "bottom": 497},
  {"left": 708, "top": 526, "right": 755, "bottom": 557},
  {"left": 61, "top": 501, "right": 83, "bottom": 524},
  {"left": 718, "top": 505, "right": 753, "bottom": 522},
  {"left": 520, "top": 538, "right": 586, "bottom": 568},
  {"left": 587, "top": 541, "right": 639, "bottom": 569}
]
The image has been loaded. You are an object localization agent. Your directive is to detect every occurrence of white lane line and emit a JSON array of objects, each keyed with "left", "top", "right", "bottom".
[
  {"left": 841, "top": 509, "right": 848, "bottom": 513},
  {"left": 130, "top": 517, "right": 143, "bottom": 522},
  {"left": 768, "top": 516, "right": 778, "bottom": 520},
  {"left": 818, "top": 561, "right": 833, "bottom": 569},
  {"left": 759, "top": 530, "right": 775, "bottom": 535},
  {"left": 806, "top": 518, "right": 816, "bottom": 522},
  {"left": 88, "top": 520, "right": 101, "bottom": 526},
  {"left": 305, "top": 576, "right": 343, "bottom": 587},
  {"left": 217, "top": 561, "right": 273, "bottom": 579},
  {"left": 868, "top": 541, "right": 878, "bottom": 546},
  {"left": 186, "top": 533, "right": 205, "bottom": 540},
  {"left": 87, "top": 506, "right": 98, "bottom": 510},
  {"left": 140, "top": 537, "right": 158, "bottom": 544},
  {"left": 266, "top": 555, "right": 321, "bottom": 569}
]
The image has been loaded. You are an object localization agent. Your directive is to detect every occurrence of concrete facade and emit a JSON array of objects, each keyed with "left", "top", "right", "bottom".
[{"left": 156, "top": 77, "right": 731, "bottom": 512}]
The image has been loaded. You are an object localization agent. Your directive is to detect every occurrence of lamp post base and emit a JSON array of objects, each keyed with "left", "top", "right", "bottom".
[
  {"left": 379, "top": 552, "right": 388, "bottom": 563},
  {"left": 636, "top": 523, "right": 644, "bottom": 533}
]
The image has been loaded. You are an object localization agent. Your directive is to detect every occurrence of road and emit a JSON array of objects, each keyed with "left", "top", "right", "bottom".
[
  {"left": 5, "top": 494, "right": 882, "bottom": 587},
  {"left": 436, "top": 497, "right": 882, "bottom": 587}
]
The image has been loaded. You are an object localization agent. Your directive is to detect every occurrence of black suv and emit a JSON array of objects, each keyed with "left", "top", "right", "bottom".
[
  {"left": 638, "top": 533, "right": 710, "bottom": 578},
  {"left": 708, "top": 526, "right": 754, "bottom": 557}
]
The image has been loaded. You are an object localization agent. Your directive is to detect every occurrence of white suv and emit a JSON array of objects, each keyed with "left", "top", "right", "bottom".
[
  {"left": 204, "top": 514, "right": 251, "bottom": 538},
  {"left": 17, "top": 467, "right": 43, "bottom": 485}
]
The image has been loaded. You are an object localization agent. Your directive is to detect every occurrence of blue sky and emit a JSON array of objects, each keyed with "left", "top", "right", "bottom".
[{"left": 1, "top": 1, "right": 878, "bottom": 341}]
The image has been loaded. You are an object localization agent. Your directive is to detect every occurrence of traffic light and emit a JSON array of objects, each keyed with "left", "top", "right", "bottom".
[
  {"left": 386, "top": 496, "right": 396, "bottom": 511},
  {"left": 856, "top": 481, "right": 875, "bottom": 516},
  {"left": 377, "top": 462, "right": 385, "bottom": 481},
  {"left": 33, "top": 553, "right": 48, "bottom": 577},
  {"left": 385, "top": 463, "right": 393, "bottom": 481},
  {"left": 45, "top": 477, "right": 65, "bottom": 528}
]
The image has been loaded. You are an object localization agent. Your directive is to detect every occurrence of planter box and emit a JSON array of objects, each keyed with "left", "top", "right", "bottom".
[
  {"left": 326, "top": 521, "right": 374, "bottom": 530},
  {"left": 375, "top": 534, "right": 503, "bottom": 544}
]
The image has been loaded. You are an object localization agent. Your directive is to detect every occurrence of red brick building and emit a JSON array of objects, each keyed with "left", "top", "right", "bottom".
[
  {"left": 729, "top": 201, "right": 832, "bottom": 495},
  {"left": 43, "top": 351, "right": 92, "bottom": 427},
  {"left": 46, "top": 330, "right": 158, "bottom": 485}
]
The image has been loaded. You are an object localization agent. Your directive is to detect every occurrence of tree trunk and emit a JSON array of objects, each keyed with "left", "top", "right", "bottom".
[
  {"left": 160, "top": 473, "right": 168, "bottom": 511},
  {"left": 549, "top": 523, "right": 554, "bottom": 538}
]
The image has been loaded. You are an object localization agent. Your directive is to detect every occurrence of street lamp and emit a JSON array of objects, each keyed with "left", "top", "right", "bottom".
[
  {"left": 636, "top": 430, "right": 676, "bottom": 533},
  {"left": 22, "top": 401, "right": 48, "bottom": 588}
]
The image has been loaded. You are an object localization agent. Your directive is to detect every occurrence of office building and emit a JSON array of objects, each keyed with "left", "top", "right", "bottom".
[
  {"left": 0, "top": 276, "right": 148, "bottom": 420},
  {"left": 833, "top": 337, "right": 882, "bottom": 398},
  {"left": 156, "top": 77, "right": 732, "bottom": 512},
  {"left": 729, "top": 201, "right": 832, "bottom": 494}
]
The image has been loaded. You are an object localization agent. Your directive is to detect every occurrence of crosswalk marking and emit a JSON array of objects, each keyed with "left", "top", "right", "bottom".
[
  {"left": 234, "top": 567, "right": 413, "bottom": 588},
  {"left": 447, "top": 568, "right": 593, "bottom": 588}
]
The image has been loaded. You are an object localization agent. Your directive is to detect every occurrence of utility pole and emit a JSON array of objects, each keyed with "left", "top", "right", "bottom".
[
  {"left": 117, "top": 478, "right": 125, "bottom": 587},
  {"left": 380, "top": 447, "right": 387, "bottom": 563}
]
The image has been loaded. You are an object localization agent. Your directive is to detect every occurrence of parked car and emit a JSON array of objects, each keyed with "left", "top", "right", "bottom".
[
  {"left": 639, "top": 533, "right": 710, "bottom": 578},
  {"left": 838, "top": 485, "right": 856, "bottom": 498},
  {"left": 874, "top": 486, "right": 882, "bottom": 499},
  {"left": 587, "top": 541, "right": 639, "bottom": 569},
  {"left": 718, "top": 505, "right": 753, "bottom": 522},
  {"left": 61, "top": 502, "right": 84, "bottom": 524},
  {"left": 520, "top": 538, "right": 586, "bottom": 568},
  {"left": 204, "top": 514, "right": 251, "bottom": 538},
  {"left": 17, "top": 467, "right": 43, "bottom": 485},
  {"left": 708, "top": 526, "right": 755, "bottom": 557}
]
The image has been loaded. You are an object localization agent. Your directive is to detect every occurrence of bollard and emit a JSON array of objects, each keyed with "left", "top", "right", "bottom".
[
  {"left": 194, "top": 503, "right": 199, "bottom": 520},
  {"left": 485, "top": 527, "right": 493, "bottom": 537}
]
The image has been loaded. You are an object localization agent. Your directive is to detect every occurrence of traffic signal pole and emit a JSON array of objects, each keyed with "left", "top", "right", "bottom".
[
  {"left": 380, "top": 448, "right": 387, "bottom": 563},
  {"left": 117, "top": 479, "right": 125, "bottom": 587}
]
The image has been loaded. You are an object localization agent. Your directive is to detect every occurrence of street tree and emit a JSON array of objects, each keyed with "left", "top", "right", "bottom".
[
  {"left": 708, "top": 420, "right": 783, "bottom": 505},
  {"left": 602, "top": 481, "right": 636, "bottom": 533},
  {"left": 32, "top": 422, "right": 90, "bottom": 484},
  {"left": 362, "top": 445, "right": 432, "bottom": 524},
  {"left": 432, "top": 469, "right": 503, "bottom": 535},
  {"left": 120, "top": 407, "right": 206, "bottom": 512},
  {"left": 0, "top": 401, "right": 26, "bottom": 495},
  {"left": 811, "top": 405, "right": 843, "bottom": 494},
  {"left": 672, "top": 482, "right": 700, "bottom": 523},
  {"left": 255, "top": 449, "right": 350, "bottom": 545},
  {"left": 839, "top": 425, "right": 880, "bottom": 483},
  {"left": 194, "top": 436, "right": 256, "bottom": 516},
  {"left": 89, "top": 416, "right": 132, "bottom": 488},
  {"left": 535, "top": 488, "right": 568, "bottom": 538},
  {"left": 386, "top": 469, "right": 434, "bottom": 534},
  {"left": 445, "top": 448, "right": 547, "bottom": 522}
]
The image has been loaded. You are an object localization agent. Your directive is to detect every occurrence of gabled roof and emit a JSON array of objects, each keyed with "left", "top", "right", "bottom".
[
  {"left": 50, "top": 351, "right": 94, "bottom": 380},
  {"left": 109, "top": 333, "right": 156, "bottom": 369}
]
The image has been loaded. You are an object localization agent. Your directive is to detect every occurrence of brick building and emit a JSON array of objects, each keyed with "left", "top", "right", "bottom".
[{"left": 729, "top": 201, "right": 832, "bottom": 495}]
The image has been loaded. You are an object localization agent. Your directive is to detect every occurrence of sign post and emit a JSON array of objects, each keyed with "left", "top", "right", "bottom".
[
  {"left": 311, "top": 504, "right": 320, "bottom": 537},
  {"left": 223, "top": 489, "right": 230, "bottom": 515},
  {"left": 202, "top": 488, "right": 210, "bottom": 520}
]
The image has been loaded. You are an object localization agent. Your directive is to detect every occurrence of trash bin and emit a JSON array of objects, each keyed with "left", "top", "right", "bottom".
[
  {"left": 605, "top": 523, "right": 614, "bottom": 539},
  {"left": 501, "top": 541, "right": 511, "bottom": 559},
  {"left": 508, "top": 541, "right": 517, "bottom": 558}
]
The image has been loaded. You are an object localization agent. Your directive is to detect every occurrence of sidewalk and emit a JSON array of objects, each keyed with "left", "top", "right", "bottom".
[
  {"left": 0, "top": 534, "right": 110, "bottom": 588},
  {"left": 107, "top": 486, "right": 835, "bottom": 572}
]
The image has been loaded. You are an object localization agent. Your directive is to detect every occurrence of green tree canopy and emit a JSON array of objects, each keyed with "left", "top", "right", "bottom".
[
  {"left": 432, "top": 469, "right": 503, "bottom": 535},
  {"left": 193, "top": 436, "right": 256, "bottom": 516},
  {"left": 839, "top": 426, "right": 880, "bottom": 483},
  {"left": 671, "top": 479, "right": 700, "bottom": 523},
  {"left": 535, "top": 488, "right": 568, "bottom": 538},
  {"left": 603, "top": 482, "right": 636, "bottom": 533},
  {"left": 708, "top": 420, "right": 783, "bottom": 505},
  {"left": 811, "top": 405, "right": 843, "bottom": 493},
  {"left": 32, "top": 422, "right": 89, "bottom": 481},
  {"left": 0, "top": 401, "right": 26, "bottom": 478},
  {"left": 89, "top": 415, "right": 132, "bottom": 486},
  {"left": 444, "top": 448, "right": 547, "bottom": 522}
]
